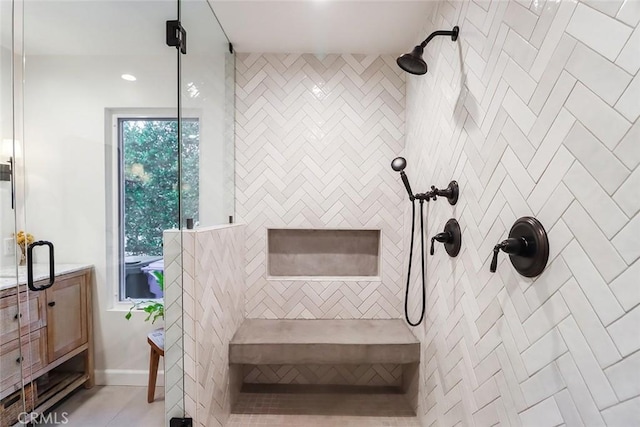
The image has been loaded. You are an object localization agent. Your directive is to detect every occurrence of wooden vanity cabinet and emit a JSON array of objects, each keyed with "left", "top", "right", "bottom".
[
  {"left": 45, "top": 274, "right": 88, "bottom": 363},
  {"left": 0, "top": 267, "right": 93, "bottom": 422}
]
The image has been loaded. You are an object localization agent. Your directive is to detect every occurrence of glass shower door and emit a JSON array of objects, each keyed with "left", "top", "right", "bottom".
[{"left": 2, "top": 0, "right": 181, "bottom": 425}]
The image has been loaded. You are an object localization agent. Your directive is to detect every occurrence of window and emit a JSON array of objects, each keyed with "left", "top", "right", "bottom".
[{"left": 117, "top": 118, "right": 199, "bottom": 301}]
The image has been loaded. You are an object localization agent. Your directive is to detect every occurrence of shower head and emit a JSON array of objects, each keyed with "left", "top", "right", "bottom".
[
  {"left": 391, "top": 157, "right": 407, "bottom": 172},
  {"left": 397, "top": 46, "right": 427, "bottom": 75},
  {"left": 397, "top": 26, "right": 459, "bottom": 76},
  {"left": 391, "top": 157, "right": 413, "bottom": 200}
]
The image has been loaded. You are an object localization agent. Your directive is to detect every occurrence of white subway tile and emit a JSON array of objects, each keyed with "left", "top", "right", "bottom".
[
  {"left": 525, "top": 256, "right": 573, "bottom": 311},
  {"left": 537, "top": 183, "right": 574, "bottom": 230},
  {"left": 501, "top": 147, "right": 535, "bottom": 197},
  {"left": 530, "top": 0, "right": 561, "bottom": 48},
  {"left": 502, "top": 58, "right": 536, "bottom": 102},
  {"left": 610, "top": 260, "right": 640, "bottom": 311},
  {"left": 521, "top": 362, "right": 566, "bottom": 406},
  {"left": 612, "top": 213, "right": 640, "bottom": 265},
  {"left": 561, "top": 278, "right": 622, "bottom": 368},
  {"left": 559, "top": 316, "right": 619, "bottom": 409},
  {"left": 503, "top": 88, "right": 536, "bottom": 134},
  {"left": 531, "top": 0, "right": 578, "bottom": 80},
  {"left": 529, "top": 34, "right": 577, "bottom": 114},
  {"left": 562, "top": 240, "right": 625, "bottom": 326},
  {"left": 474, "top": 376, "right": 500, "bottom": 410},
  {"left": 501, "top": 117, "right": 536, "bottom": 165},
  {"left": 524, "top": 291, "right": 571, "bottom": 343},
  {"left": 601, "top": 396, "right": 640, "bottom": 426},
  {"left": 503, "top": 28, "right": 538, "bottom": 70},
  {"left": 615, "top": 73, "right": 640, "bottom": 123},
  {"left": 581, "top": 0, "right": 625, "bottom": 17},
  {"left": 604, "top": 350, "right": 640, "bottom": 401},
  {"left": 616, "top": 0, "right": 640, "bottom": 26},
  {"left": 520, "top": 395, "right": 564, "bottom": 427},
  {"left": 615, "top": 26, "right": 640, "bottom": 74},
  {"left": 565, "top": 82, "right": 632, "bottom": 150},
  {"left": 528, "top": 106, "right": 576, "bottom": 180},
  {"left": 527, "top": 145, "right": 575, "bottom": 212},
  {"left": 563, "top": 122, "right": 630, "bottom": 195},
  {"left": 563, "top": 162, "right": 628, "bottom": 239},
  {"left": 614, "top": 166, "right": 640, "bottom": 217},
  {"left": 565, "top": 42, "right": 633, "bottom": 106},
  {"left": 607, "top": 305, "right": 640, "bottom": 357},
  {"left": 504, "top": 1, "right": 538, "bottom": 39},
  {"left": 556, "top": 352, "right": 606, "bottom": 426},
  {"left": 613, "top": 120, "right": 640, "bottom": 170},
  {"left": 566, "top": 3, "right": 633, "bottom": 61},
  {"left": 555, "top": 389, "right": 586, "bottom": 427},
  {"left": 528, "top": 72, "right": 577, "bottom": 148},
  {"left": 521, "top": 327, "right": 568, "bottom": 375}
]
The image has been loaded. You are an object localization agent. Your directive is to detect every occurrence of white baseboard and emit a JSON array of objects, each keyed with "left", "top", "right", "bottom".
[{"left": 95, "top": 369, "right": 164, "bottom": 387}]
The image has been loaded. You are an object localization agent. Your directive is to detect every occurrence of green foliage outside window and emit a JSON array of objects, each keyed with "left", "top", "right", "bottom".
[{"left": 122, "top": 119, "right": 199, "bottom": 256}]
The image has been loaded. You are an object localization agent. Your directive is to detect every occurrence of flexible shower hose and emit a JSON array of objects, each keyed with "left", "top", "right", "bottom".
[{"left": 404, "top": 199, "right": 426, "bottom": 327}]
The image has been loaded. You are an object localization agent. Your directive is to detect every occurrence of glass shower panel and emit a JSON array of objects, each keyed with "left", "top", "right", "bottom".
[
  {"left": 181, "top": 1, "right": 235, "bottom": 229},
  {"left": 13, "top": 0, "right": 179, "bottom": 424},
  {"left": 163, "top": 0, "right": 235, "bottom": 423}
]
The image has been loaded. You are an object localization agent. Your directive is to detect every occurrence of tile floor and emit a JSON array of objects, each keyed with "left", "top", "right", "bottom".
[
  {"left": 228, "top": 392, "right": 421, "bottom": 426},
  {"left": 37, "top": 386, "right": 164, "bottom": 427}
]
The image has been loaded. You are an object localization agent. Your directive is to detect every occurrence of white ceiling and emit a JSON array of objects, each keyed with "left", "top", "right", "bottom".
[
  {"left": 1, "top": 0, "right": 435, "bottom": 56},
  {"left": 211, "top": 0, "right": 436, "bottom": 54}
]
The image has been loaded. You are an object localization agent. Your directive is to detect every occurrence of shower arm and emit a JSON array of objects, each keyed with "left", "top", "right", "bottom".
[{"left": 419, "top": 28, "right": 460, "bottom": 48}]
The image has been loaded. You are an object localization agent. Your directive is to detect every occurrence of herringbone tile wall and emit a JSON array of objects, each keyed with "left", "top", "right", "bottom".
[
  {"left": 243, "top": 364, "right": 403, "bottom": 387},
  {"left": 165, "top": 225, "right": 246, "bottom": 427},
  {"left": 235, "top": 53, "right": 406, "bottom": 319},
  {"left": 404, "top": 0, "right": 639, "bottom": 425}
]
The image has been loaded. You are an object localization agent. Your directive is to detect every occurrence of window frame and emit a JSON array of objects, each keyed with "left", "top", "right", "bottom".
[{"left": 106, "top": 109, "right": 201, "bottom": 309}]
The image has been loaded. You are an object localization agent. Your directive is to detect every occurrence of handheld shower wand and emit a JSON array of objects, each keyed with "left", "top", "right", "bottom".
[
  {"left": 391, "top": 157, "right": 461, "bottom": 327},
  {"left": 391, "top": 157, "right": 426, "bottom": 327},
  {"left": 391, "top": 157, "right": 415, "bottom": 201}
]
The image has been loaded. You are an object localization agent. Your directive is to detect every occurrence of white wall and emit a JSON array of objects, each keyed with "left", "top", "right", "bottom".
[
  {"left": 20, "top": 36, "right": 232, "bottom": 389},
  {"left": 405, "top": 0, "right": 639, "bottom": 425},
  {"left": 23, "top": 54, "right": 177, "bottom": 383}
]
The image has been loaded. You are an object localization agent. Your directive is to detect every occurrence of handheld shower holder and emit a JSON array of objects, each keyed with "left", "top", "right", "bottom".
[{"left": 414, "top": 181, "right": 459, "bottom": 205}]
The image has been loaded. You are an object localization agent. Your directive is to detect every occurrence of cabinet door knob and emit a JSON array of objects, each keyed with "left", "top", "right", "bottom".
[
  {"left": 16, "top": 356, "right": 24, "bottom": 364},
  {"left": 48, "top": 301, "right": 56, "bottom": 307},
  {"left": 14, "top": 313, "right": 22, "bottom": 320}
]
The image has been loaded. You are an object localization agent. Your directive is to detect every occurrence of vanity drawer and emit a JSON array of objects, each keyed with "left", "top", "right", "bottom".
[
  {"left": 0, "top": 291, "right": 46, "bottom": 343},
  {"left": 0, "top": 329, "right": 46, "bottom": 392}
]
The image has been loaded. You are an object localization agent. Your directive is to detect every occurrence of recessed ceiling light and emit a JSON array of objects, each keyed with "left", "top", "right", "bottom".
[{"left": 121, "top": 74, "right": 137, "bottom": 81}]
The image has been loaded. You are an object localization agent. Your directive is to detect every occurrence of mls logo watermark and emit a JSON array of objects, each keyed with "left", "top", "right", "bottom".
[{"left": 18, "top": 411, "right": 69, "bottom": 425}]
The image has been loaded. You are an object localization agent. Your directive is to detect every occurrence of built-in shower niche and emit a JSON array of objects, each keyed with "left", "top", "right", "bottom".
[{"left": 267, "top": 228, "right": 381, "bottom": 280}]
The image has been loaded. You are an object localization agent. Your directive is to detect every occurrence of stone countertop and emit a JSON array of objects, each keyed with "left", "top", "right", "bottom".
[{"left": 0, "top": 264, "right": 93, "bottom": 291}]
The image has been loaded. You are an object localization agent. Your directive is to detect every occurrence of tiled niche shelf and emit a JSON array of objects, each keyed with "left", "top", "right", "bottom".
[{"left": 267, "top": 228, "right": 381, "bottom": 281}]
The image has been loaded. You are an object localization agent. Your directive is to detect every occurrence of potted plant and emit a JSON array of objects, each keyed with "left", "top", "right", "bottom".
[{"left": 125, "top": 271, "right": 164, "bottom": 324}]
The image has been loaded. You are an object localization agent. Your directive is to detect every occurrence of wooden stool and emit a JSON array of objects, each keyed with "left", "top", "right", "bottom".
[{"left": 147, "top": 329, "right": 165, "bottom": 403}]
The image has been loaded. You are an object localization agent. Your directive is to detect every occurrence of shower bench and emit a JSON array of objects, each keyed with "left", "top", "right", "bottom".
[
  {"left": 230, "top": 319, "right": 420, "bottom": 365},
  {"left": 229, "top": 319, "right": 421, "bottom": 416}
]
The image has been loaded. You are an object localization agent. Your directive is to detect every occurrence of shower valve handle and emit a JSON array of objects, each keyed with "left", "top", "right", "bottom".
[
  {"left": 490, "top": 237, "right": 527, "bottom": 272},
  {"left": 430, "top": 232, "right": 451, "bottom": 255}
]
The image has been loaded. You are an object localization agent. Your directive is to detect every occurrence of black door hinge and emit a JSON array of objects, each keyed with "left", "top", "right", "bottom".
[
  {"left": 170, "top": 417, "right": 193, "bottom": 427},
  {"left": 166, "top": 20, "right": 187, "bottom": 54}
]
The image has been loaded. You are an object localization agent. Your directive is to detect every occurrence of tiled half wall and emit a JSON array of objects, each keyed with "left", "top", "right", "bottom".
[
  {"left": 404, "top": 0, "right": 639, "bottom": 425},
  {"left": 236, "top": 53, "right": 406, "bottom": 319},
  {"left": 165, "top": 224, "right": 247, "bottom": 427}
]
